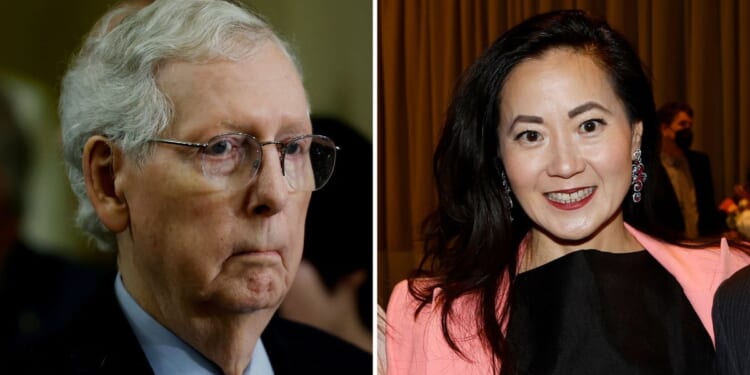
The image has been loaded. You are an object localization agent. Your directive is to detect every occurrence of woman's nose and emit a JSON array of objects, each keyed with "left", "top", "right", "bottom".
[{"left": 546, "top": 136, "right": 585, "bottom": 178}]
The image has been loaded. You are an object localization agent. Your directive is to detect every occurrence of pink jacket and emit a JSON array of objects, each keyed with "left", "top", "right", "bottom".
[{"left": 385, "top": 225, "right": 750, "bottom": 375}]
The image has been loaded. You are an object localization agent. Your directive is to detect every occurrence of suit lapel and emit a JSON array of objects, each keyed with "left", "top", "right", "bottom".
[{"left": 63, "top": 278, "right": 155, "bottom": 374}]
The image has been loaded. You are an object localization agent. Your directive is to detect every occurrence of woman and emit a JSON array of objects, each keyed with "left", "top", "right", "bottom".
[{"left": 385, "top": 10, "right": 750, "bottom": 375}]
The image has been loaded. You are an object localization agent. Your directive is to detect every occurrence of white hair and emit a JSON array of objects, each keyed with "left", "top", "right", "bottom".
[{"left": 60, "top": 0, "right": 299, "bottom": 251}]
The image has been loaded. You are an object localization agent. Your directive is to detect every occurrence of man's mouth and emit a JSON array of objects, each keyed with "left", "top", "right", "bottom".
[{"left": 231, "top": 243, "right": 284, "bottom": 259}]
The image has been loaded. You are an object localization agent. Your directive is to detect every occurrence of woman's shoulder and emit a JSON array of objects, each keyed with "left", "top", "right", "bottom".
[
  {"left": 385, "top": 278, "right": 443, "bottom": 336},
  {"left": 634, "top": 229, "right": 750, "bottom": 296},
  {"left": 627, "top": 224, "right": 750, "bottom": 271},
  {"left": 385, "top": 279, "right": 493, "bottom": 375},
  {"left": 628, "top": 224, "right": 750, "bottom": 343},
  {"left": 651, "top": 236, "right": 750, "bottom": 272},
  {"left": 386, "top": 278, "right": 480, "bottom": 326}
]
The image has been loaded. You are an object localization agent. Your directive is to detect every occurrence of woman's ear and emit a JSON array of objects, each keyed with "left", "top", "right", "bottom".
[
  {"left": 82, "top": 135, "right": 129, "bottom": 233},
  {"left": 631, "top": 121, "right": 644, "bottom": 157}
]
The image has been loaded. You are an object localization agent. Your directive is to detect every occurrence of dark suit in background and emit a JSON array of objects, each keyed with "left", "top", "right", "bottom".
[
  {"left": 0, "top": 79, "right": 106, "bottom": 368},
  {"left": 713, "top": 265, "right": 750, "bottom": 375},
  {"left": 0, "top": 242, "right": 103, "bottom": 365},
  {"left": 655, "top": 102, "right": 726, "bottom": 239},
  {"left": 657, "top": 149, "right": 726, "bottom": 238}
]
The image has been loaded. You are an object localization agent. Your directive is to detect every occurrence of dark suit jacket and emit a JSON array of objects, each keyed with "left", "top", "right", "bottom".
[
  {"left": 713, "top": 264, "right": 750, "bottom": 375},
  {"left": 656, "top": 149, "right": 726, "bottom": 238},
  {"left": 10, "top": 282, "right": 371, "bottom": 374},
  {"left": 0, "top": 241, "right": 104, "bottom": 363}
]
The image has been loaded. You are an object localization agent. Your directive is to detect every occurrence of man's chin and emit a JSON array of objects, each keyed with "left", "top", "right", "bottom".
[
  {"left": 219, "top": 284, "right": 286, "bottom": 314},
  {"left": 202, "top": 270, "right": 289, "bottom": 313},
  {"left": 235, "top": 294, "right": 285, "bottom": 314}
]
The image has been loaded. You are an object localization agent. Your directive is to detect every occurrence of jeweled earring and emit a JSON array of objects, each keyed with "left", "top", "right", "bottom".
[
  {"left": 501, "top": 170, "right": 514, "bottom": 221},
  {"left": 631, "top": 149, "right": 647, "bottom": 203}
]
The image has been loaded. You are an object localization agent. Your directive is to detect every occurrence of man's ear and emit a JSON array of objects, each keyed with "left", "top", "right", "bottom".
[
  {"left": 82, "top": 135, "right": 129, "bottom": 233},
  {"left": 631, "top": 121, "right": 644, "bottom": 157}
]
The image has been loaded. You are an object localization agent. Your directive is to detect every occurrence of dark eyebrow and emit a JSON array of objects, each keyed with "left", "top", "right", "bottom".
[
  {"left": 507, "top": 115, "right": 544, "bottom": 134},
  {"left": 568, "top": 101, "right": 612, "bottom": 118}
]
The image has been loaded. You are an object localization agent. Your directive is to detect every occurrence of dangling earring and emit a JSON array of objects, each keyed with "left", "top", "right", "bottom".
[
  {"left": 501, "top": 170, "right": 514, "bottom": 221},
  {"left": 631, "top": 148, "right": 647, "bottom": 203}
]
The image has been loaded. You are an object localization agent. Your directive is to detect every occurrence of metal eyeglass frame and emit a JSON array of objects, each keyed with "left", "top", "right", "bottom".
[{"left": 149, "top": 132, "right": 338, "bottom": 191}]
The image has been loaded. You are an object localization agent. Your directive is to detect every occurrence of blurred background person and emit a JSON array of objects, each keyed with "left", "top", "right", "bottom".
[
  {"left": 656, "top": 102, "right": 726, "bottom": 239},
  {"left": 279, "top": 116, "right": 373, "bottom": 353},
  {"left": 0, "top": 89, "right": 101, "bottom": 365}
]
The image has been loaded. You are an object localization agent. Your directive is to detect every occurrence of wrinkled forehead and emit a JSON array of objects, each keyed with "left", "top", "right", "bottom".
[
  {"left": 156, "top": 42, "right": 309, "bottom": 110},
  {"left": 156, "top": 43, "right": 311, "bottom": 138}
]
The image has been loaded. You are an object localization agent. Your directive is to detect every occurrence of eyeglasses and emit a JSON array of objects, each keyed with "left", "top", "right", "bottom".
[{"left": 150, "top": 133, "right": 337, "bottom": 192}]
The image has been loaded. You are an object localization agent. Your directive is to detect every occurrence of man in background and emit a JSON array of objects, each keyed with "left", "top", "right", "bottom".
[
  {"left": 0, "top": 91, "right": 101, "bottom": 365},
  {"left": 657, "top": 102, "right": 725, "bottom": 239}
]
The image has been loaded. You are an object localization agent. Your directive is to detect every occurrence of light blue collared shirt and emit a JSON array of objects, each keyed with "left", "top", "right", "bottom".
[{"left": 114, "top": 274, "right": 275, "bottom": 375}]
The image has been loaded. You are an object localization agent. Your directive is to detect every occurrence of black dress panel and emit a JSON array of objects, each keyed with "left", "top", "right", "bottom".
[{"left": 506, "top": 250, "right": 714, "bottom": 375}]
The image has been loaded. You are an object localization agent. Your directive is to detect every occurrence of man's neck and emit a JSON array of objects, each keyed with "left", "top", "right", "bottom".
[
  {"left": 183, "top": 313, "right": 273, "bottom": 375},
  {"left": 120, "top": 272, "right": 275, "bottom": 375},
  {"left": 661, "top": 138, "right": 686, "bottom": 159}
]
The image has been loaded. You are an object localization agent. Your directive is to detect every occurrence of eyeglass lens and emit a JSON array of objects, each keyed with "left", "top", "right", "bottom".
[{"left": 200, "top": 134, "right": 336, "bottom": 191}]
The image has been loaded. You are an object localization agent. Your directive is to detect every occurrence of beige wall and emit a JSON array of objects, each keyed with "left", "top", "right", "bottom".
[{"left": 250, "top": 0, "right": 373, "bottom": 140}]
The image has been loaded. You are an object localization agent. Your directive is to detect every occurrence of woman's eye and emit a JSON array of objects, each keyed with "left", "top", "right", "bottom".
[
  {"left": 580, "top": 119, "right": 605, "bottom": 133},
  {"left": 515, "top": 130, "right": 543, "bottom": 143}
]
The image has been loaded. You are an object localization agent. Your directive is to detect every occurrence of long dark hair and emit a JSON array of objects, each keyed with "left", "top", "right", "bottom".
[{"left": 409, "top": 9, "right": 681, "bottom": 374}]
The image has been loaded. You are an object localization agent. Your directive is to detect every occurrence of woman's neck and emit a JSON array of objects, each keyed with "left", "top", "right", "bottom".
[{"left": 521, "top": 217, "right": 643, "bottom": 273}]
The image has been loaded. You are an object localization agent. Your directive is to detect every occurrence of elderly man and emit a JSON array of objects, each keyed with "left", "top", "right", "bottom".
[{"left": 18, "top": 1, "right": 370, "bottom": 374}]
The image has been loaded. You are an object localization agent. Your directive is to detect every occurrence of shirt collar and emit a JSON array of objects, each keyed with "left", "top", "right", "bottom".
[{"left": 114, "top": 274, "right": 275, "bottom": 375}]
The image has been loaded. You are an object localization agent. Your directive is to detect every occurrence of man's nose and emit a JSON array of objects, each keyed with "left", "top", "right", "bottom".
[{"left": 247, "top": 145, "right": 289, "bottom": 216}]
